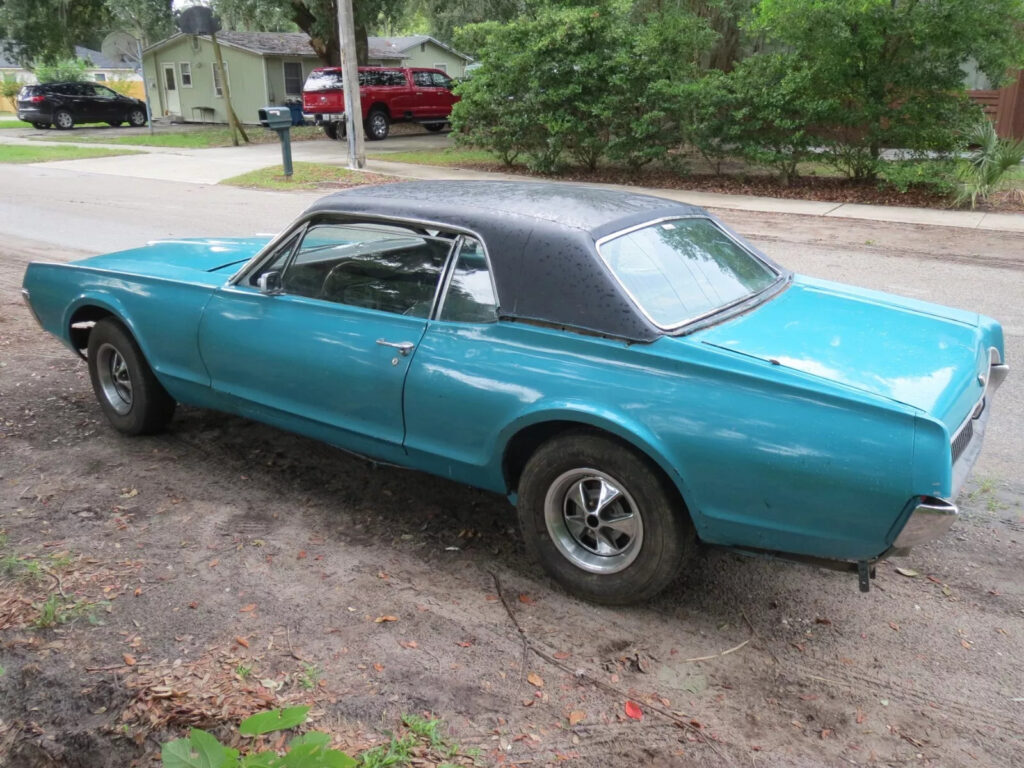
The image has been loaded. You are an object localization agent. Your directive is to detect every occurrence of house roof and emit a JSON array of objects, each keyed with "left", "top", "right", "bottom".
[
  {"left": 143, "top": 31, "right": 406, "bottom": 62},
  {"left": 74, "top": 45, "right": 132, "bottom": 69},
  {"left": 371, "top": 35, "right": 473, "bottom": 62}
]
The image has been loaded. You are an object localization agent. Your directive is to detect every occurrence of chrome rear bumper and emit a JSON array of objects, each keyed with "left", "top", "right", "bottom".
[{"left": 893, "top": 497, "right": 958, "bottom": 549}]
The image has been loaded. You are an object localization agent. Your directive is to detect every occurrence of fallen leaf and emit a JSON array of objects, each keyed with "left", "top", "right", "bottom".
[
  {"left": 188, "top": 601, "right": 198, "bottom": 609},
  {"left": 942, "top": 585, "right": 953, "bottom": 597},
  {"left": 456, "top": 641, "right": 473, "bottom": 648},
  {"left": 820, "top": 729, "right": 832, "bottom": 739},
  {"left": 961, "top": 639, "right": 972, "bottom": 650},
  {"left": 518, "top": 594, "right": 535, "bottom": 604},
  {"left": 122, "top": 653, "right": 136, "bottom": 666},
  {"left": 399, "top": 640, "right": 418, "bottom": 649},
  {"left": 484, "top": 594, "right": 499, "bottom": 602},
  {"left": 926, "top": 575, "right": 943, "bottom": 584},
  {"left": 895, "top": 567, "right": 919, "bottom": 578},
  {"left": 374, "top": 615, "right": 398, "bottom": 623},
  {"left": 625, "top": 701, "right": 643, "bottom": 720},
  {"left": 133, "top": 588, "right": 142, "bottom": 597},
  {"left": 553, "top": 651, "right": 571, "bottom": 660},
  {"left": 208, "top": 559, "right": 219, "bottom": 568},
  {"left": 119, "top": 488, "right": 139, "bottom": 499},
  {"left": 815, "top": 617, "right": 832, "bottom": 625},
  {"left": 521, "top": 698, "right": 534, "bottom": 707},
  {"left": 527, "top": 673, "right": 544, "bottom": 688},
  {"left": 297, "top": 550, "right": 307, "bottom": 560},
  {"left": 856, "top": 709, "right": 866, "bottom": 724},
  {"left": 239, "top": 604, "right": 257, "bottom": 613},
  {"left": 568, "top": 710, "right": 585, "bottom": 726},
  {"left": 889, "top": 622, "right": 900, "bottom": 631},
  {"left": 235, "top": 636, "right": 249, "bottom": 648}
]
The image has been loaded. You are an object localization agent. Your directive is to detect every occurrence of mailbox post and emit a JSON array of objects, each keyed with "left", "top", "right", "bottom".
[{"left": 258, "top": 106, "right": 294, "bottom": 177}]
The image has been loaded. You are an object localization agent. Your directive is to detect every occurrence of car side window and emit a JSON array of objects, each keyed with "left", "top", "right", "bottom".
[
  {"left": 282, "top": 222, "right": 454, "bottom": 317},
  {"left": 94, "top": 85, "right": 117, "bottom": 99},
  {"left": 413, "top": 71, "right": 433, "bottom": 87},
  {"left": 431, "top": 72, "right": 452, "bottom": 89},
  {"left": 439, "top": 238, "right": 498, "bottom": 323},
  {"left": 385, "top": 70, "right": 406, "bottom": 86}
]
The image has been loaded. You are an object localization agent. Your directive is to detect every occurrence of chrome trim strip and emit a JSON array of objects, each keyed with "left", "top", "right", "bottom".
[
  {"left": 893, "top": 497, "right": 958, "bottom": 549},
  {"left": 593, "top": 215, "right": 785, "bottom": 333},
  {"left": 950, "top": 346, "right": 1001, "bottom": 447}
]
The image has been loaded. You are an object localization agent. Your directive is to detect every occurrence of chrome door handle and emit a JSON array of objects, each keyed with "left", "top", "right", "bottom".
[{"left": 376, "top": 339, "right": 415, "bottom": 356}]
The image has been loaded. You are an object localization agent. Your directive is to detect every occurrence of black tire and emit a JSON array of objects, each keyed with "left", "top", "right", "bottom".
[
  {"left": 517, "top": 431, "right": 694, "bottom": 605},
  {"left": 32, "top": 122, "right": 51, "bottom": 130},
  {"left": 424, "top": 122, "right": 446, "bottom": 132},
  {"left": 53, "top": 109, "right": 74, "bottom": 130},
  {"left": 364, "top": 109, "right": 390, "bottom": 141},
  {"left": 323, "top": 122, "right": 338, "bottom": 140},
  {"left": 107, "top": 121, "right": 122, "bottom": 127},
  {"left": 127, "top": 108, "right": 147, "bottom": 127},
  {"left": 86, "top": 318, "right": 176, "bottom": 436}
]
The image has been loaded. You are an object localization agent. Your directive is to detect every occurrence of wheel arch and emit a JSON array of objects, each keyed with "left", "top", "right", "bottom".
[
  {"left": 499, "top": 411, "right": 700, "bottom": 528},
  {"left": 367, "top": 101, "right": 390, "bottom": 117},
  {"left": 64, "top": 297, "right": 144, "bottom": 360}
]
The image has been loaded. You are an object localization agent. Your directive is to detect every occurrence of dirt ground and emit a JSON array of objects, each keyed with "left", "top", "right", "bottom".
[{"left": 1, "top": 211, "right": 1022, "bottom": 768}]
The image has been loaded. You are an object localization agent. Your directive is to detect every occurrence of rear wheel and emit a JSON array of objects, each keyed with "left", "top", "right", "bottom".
[
  {"left": 127, "top": 108, "right": 147, "bottom": 127},
  {"left": 517, "top": 432, "right": 694, "bottom": 604},
  {"left": 53, "top": 109, "right": 74, "bottom": 130},
  {"left": 364, "top": 109, "right": 390, "bottom": 141},
  {"left": 87, "top": 318, "right": 176, "bottom": 436}
]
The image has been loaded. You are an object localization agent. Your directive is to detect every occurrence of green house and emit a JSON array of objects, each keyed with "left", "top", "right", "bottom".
[{"left": 142, "top": 32, "right": 471, "bottom": 125}]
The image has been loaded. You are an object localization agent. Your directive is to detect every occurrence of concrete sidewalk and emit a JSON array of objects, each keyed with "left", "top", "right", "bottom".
[{"left": 6, "top": 131, "right": 1024, "bottom": 233}]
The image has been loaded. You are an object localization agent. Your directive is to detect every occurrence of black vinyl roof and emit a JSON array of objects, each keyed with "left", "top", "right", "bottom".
[{"left": 305, "top": 181, "right": 713, "bottom": 343}]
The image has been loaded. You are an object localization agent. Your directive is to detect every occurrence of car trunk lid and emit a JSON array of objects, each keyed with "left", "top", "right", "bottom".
[{"left": 691, "top": 275, "right": 988, "bottom": 433}]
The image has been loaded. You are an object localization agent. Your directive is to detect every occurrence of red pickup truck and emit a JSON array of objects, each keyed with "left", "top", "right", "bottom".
[{"left": 302, "top": 66, "right": 459, "bottom": 141}]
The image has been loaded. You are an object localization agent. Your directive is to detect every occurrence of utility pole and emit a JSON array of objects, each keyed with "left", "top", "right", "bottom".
[
  {"left": 336, "top": 0, "right": 365, "bottom": 169},
  {"left": 210, "top": 29, "right": 249, "bottom": 146}
]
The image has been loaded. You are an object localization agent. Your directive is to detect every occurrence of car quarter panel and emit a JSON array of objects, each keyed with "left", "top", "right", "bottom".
[
  {"left": 402, "top": 321, "right": 919, "bottom": 561},
  {"left": 22, "top": 261, "right": 218, "bottom": 401}
]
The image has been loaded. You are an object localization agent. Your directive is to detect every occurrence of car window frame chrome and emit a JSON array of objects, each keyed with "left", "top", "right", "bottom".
[
  {"left": 432, "top": 234, "right": 500, "bottom": 325},
  {"left": 231, "top": 210, "right": 501, "bottom": 321},
  {"left": 593, "top": 215, "right": 787, "bottom": 334}
]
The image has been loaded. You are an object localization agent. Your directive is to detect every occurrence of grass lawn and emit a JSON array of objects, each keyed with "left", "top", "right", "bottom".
[
  {"left": 0, "top": 120, "right": 29, "bottom": 129},
  {"left": 0, "top": 144, "right": 143, "bottom": 163},
  {"left": 220, "top": 161, "right": 395, "bottom": 191},
  {"left": 38, "top": 124, "right": 325, "bottom": 148}
]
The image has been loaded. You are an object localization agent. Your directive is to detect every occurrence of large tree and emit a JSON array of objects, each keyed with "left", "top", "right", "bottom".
[
  {"left": 106, "top": 0, "right": 175, "bottom": 46},
  {"left": 0, "top": 0, "right": 111, "bottom": 64}
]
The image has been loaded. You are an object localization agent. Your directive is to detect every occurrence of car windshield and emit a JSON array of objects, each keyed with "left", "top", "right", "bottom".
[{"left": 598, "top": 218, "right": 779, "bottom": 330}]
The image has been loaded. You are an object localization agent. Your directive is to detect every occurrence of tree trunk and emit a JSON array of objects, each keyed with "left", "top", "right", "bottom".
[{"left": 210, "top": 31, "right": 249, "bottom": 146}]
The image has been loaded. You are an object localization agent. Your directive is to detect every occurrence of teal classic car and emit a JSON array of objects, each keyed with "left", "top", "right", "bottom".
[{"left": 21, "top": 182, "right": 1007, "bottom": 603}]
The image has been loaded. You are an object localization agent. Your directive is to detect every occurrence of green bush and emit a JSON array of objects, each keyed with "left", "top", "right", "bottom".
[
  {"left": 878, "top": 160, "right": 959, "bottom": 197},
  {"left": 1, "top": 75, "right": 22, "bottom": 102},
  {"left": 34, "top": 58, "right": 89, "bottom": 83},
  {"left": 452, "top": 0, "right": 715, "bottom": 175}
]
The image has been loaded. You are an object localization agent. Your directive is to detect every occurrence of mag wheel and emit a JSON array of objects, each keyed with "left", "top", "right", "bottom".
[
  {"left": 364, "top": 109, "right": 390, "bottom": 140},
  {"left": 518, "top": 432, "right": 694, "bottom": 604},
  {"left": 53, "top": 109, "right": 74, "bottom": 129},
  {"left": 87, "top": 318, "right": 176, "bottom": 436}
]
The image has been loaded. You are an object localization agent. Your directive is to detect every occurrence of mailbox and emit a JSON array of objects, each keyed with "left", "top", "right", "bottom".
[
  {"left": 258, "top": 106, "right": 293, "bottom": 130},
  {"left": 258, "top": 106, "right": 294, "bottom": 177}
]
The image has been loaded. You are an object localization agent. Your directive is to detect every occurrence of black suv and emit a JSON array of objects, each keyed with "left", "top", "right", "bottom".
[{"left": 17, "top": 82, "right": 148, "bottom": 130}]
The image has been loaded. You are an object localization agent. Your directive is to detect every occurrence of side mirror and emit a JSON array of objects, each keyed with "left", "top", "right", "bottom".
[{"left": 257, "top": 270, "right": 282, "bottom": 294}]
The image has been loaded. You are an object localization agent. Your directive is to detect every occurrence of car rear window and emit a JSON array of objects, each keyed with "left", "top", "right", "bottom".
[{"left": 598, "top": 218, "right": 779, "bottom": 330}]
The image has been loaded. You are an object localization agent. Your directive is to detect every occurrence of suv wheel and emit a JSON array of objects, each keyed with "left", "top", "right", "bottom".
[{"left": 53, "top": 109, "right": 74, "bottom": 130}]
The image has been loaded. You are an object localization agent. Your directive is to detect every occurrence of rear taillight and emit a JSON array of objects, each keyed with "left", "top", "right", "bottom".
[{"left": 30, "top": 95, "right": 45, "bottom": 103}]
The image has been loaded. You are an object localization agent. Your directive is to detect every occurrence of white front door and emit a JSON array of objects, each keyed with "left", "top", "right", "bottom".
[{"left": 161, "top": 64, "right": 180, "bottom": 116}]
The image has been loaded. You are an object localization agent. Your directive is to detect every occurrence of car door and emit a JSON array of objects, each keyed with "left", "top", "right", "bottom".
[
  {"left": 197, "top": 218, "right": 455, "bottom": 454},
  {"left": 429, "top": 71, "right": 458, "bottom": 116},
  {"left": 86, "top": 84, "right": 121, "bottom": 122},
  {"left": 410, "top": 70, "right": 437, "bottom": 117}
]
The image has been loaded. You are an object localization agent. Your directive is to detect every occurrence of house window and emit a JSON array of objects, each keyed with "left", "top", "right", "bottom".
[
  {"left": 213, "top": 62, "right": 229, "bottom": 97},
  {"left": 180, "top": 62, "right": 192, "bottom": 87},
  {"left": 93, "top": 73, "right": 107, "bottom": 82},
  {"left": 283, "top": 62, "right": 303, "bottom": 96},
  {"left": 432, "top": 63, "right": 447, "bottom": 73}
]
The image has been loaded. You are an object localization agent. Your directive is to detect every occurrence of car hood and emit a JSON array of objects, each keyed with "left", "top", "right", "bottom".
[
  {"left": 72, "top": 237, "right": 271, "bottom": 281},
  {"left": 692, "top": 275, "right": 989, "bottom": 432}
]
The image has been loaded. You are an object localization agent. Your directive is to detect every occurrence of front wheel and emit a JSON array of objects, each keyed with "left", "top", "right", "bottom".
[
  {"left": 517, "top": 432, "right": 694, "bottom": 604},
  {"left": 364, "top": 109, "right": 390, "bottom": 141},
  {"left": 53, "top": 109, "right": 74, "bottom": 130},
  {"left": 87, "top": 318, "right": 176, "bottom": 436}
]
